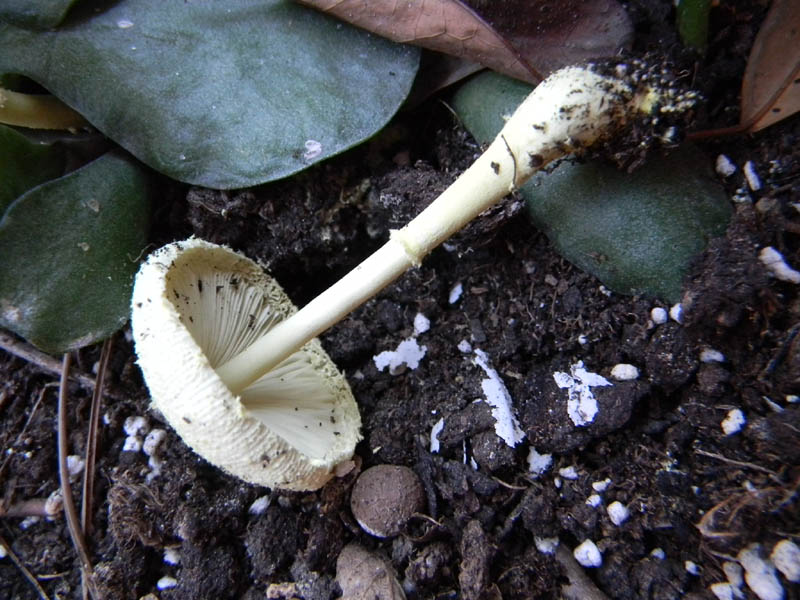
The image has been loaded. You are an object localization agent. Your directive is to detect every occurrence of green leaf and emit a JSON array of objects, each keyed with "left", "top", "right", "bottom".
[
  {"left": 0, "top": 0, "right": 419, "bottom": 189},
  {"left": 0, "top": 124, "right": 65, "bottom": 214},
  {"left": 0, "top": 151, "right": 151, "bottom": 353},
  {"left": 0, "top": 0, "right": 80, "bottom": 30},
  {"left": 452, "top": 71, "right": 731, "bottom": 302}
]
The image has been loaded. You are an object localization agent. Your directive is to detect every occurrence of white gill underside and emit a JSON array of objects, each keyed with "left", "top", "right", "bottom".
[{"left": 165, "top": 262, "right": 342, "bottom": 460}]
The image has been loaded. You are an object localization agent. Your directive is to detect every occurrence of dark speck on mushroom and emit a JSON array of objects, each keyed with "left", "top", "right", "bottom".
[{"left": 197, "top": 279, "right": 203, "bottom": 293}]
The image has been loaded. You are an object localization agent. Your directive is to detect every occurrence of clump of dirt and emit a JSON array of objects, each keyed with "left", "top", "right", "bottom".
[{"left": 2, "top": 1, "right": 799, "bottom": 599}]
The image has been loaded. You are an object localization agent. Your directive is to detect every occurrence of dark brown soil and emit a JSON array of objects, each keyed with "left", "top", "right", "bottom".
[{"left": 2, "top": 1, "right": 799, "bottom": 599}]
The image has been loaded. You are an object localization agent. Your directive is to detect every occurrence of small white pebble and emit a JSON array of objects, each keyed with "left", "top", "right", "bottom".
[
  {"left": 586, "top": 494, "right": 602, "bottom": 507},
  {"left": 592, "top": 478, "right": 612, "bottom": 493},
  {"left": 670, "top": 303, "right": 683, "bottom": 323},
  {"left": 716, "top": 154, "right": 737, "bottom": 177},
  {"left": 157, "top": 576, "right": 178, "bottom": 590},
  {"left": 554, "top": 477, "right": 562, "bottom": 489},
  {"left": 574, "top": 539, "right": 602, "bottom": 568},
  {"left": 721, "top": 409, "right": 746, "bottom": 436},
  {"left": 650, "top": 548, "right": 666, "bottom": 560},
  {"left": 430, "top": 417, "right": 444, "bottom": 453},
  {"left": 558, "top": 466, "right": 579, "bottom": 480},
  {"left": 739, "top": 544, "right": 784, "bottom": 600},
  {"left": 760, "top": 246, "right": 800, "bottom": 284},
  {"left": 413, "top": 313, "right": 430, "bottom": 335},
  {"left": 123, "top": 415, "right": 148, "bottom": 437},
  {"left": 744, "top": 161, "right": 762, "bottom": 191},
  {"left": 0, "top": 544, "right": 6, "bottom": 559},
  {"left": 701, "top": 348, "right": 726, "bottom": 363},
  {"left": 685, "top": 560, "right": 701, "bottom": 575},
  {"left": 578, "top": 334, "right": 588, "bottom": 345},
  {"left": 650, "top": 306, "right": 668, "bottom": 325},
  {"left": 535, "top": 536, "right": 559, "bottom": 555},
  {"left": 66, "top": 455, "right": 85, "bottom": 478},
  {"left": 457, "top": 339, "right": 472, "bottom": 353},
  {"left": 771, "top": 539, "right": 800, "bottom": 582},
  {"left": 19, "top": 516, "right": 39, "bottom": 530},
  {"left": 611, "top": 363, "right": 639, "bottom": 381},
  {"left": 607, "top": 501, "right": 630, "bottom": 526},
  {"left": 122, "top": 435, "right": 142, "bottom": 453},
  {"left": 598, "top": 285, "right": 612, "bottom": 297},
  {"left": 787, "top": 394, "right": 799, "bottom": 404},
  {"left": 249, "top": 495, "right": 271, "bottom": 515},
  {"left": 163, "top": 548, "right": 181, "bottom": 565},
  {"left": 527, "top": 447, "right": 553, "bottom": 477},
  {"left": 143, "top": 429, "right": 167, "bottom": 457},
  {"left": 449, "top": 282, "right": 463, "bottom": 304}
]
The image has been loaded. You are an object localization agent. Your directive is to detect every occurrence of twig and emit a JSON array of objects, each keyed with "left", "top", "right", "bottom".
[
  {"left": 81, "top": 337, "right": 112, "bottom": 540},
  {"left": 0, "top": 530, "right": 52, "bottom": 600},
  {"left": 57, "top": 354, "right": 98, "bottom": 600},
  {"left": 0, "top": 498, "right": 49, "bottom": 518},
  {"left": 694, "top": 448, "right": 779, "bottom": 477},
  {"left": 0, "top": 330, "right": 96, "bottom": 391}
]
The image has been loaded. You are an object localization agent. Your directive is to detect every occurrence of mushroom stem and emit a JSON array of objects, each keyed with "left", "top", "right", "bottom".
[{"left": 216, "top": 63, "right": 674, "bottom": 394}]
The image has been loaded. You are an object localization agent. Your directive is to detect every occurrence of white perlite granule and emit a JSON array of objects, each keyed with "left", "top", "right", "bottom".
[
  {"left": 610, "top": 363, "right": 639, "bottom": 381},
  {"left": 429, "top": 417, "right": 444, "bottom": 453},
  {"left": 759, "top": 246, "right": 800, "bottom": 284},
  {"left": 449, "top": 282, "right": 463, "bottom": 304},
  {"left": 558, "top": 466, "right": 579, "bottom": 480},
  {"left": 473, "top": 350, "right": 525, "bottom": 447},
  {"left": 573, "top": 539, "right": 602, "bottom": 567},
  {"left": 553, "top": 361, "right": 612, "bottom": 427},
  {"left": 715, "top": 154, "right": 737, "bottom": 177},
  {"left": 739, "top": 544, "right": 783, "bottom": 600},
  {"left": 650, "top": 306, "right": 668, "bottom": 325},
  {"left": 721, "top": 409, "right": 746, "bottom": 436},
  {"left": 535, "top": 537, "right": 559, "bottom": 555},
  {"left": 413, "top": 313, "right": 430, "bottom": 335},
  {"left": 771, "top": 539, "right": 800, "bottom": 582},
  {"left": 374, "top": 337, "right": 427, "bottom": 374},
  {"left": 527, "top": 447, "right": 553, "bottom": 477},
  {"left": 607, "top": 501, "right": 630, "bottom": 526}
]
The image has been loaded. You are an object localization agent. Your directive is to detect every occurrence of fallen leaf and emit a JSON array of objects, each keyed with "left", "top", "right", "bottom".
[
  {"left": 741, "top": 0, "right": 800, "bottom": 132},
  {"left": 0, "top": 151, "right": 151, "bottom": 353},
  {"left": 296, "top": 0, "right": 631, "bottom": 84},
  {"left": 0, "top": 0, "right": 419, "bottom": 189}
]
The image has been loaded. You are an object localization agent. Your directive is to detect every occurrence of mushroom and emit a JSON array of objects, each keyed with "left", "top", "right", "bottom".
[
  {"left": 132, "top": 61, "right": 693, "bottom": 490},
  {"left": 131, "top": 239, "right": 361, "bottom": 490}
]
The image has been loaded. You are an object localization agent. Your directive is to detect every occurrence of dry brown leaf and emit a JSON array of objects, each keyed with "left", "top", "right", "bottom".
[
  {"left": 296, "top": 0, "right": 631, "bottom": 84},
  {"left": 741, "top": 0, "right": 800, "bottom": 132}
]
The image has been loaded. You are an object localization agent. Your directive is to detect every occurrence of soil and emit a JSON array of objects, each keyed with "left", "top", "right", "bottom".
[{"left": 1, "top": 1, "right": 799, "bottom": 599}]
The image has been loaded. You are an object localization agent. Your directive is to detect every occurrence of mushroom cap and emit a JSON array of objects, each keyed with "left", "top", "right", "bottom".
[{"left": 131, "top": 238, "right": 361, "bottom": 491}]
